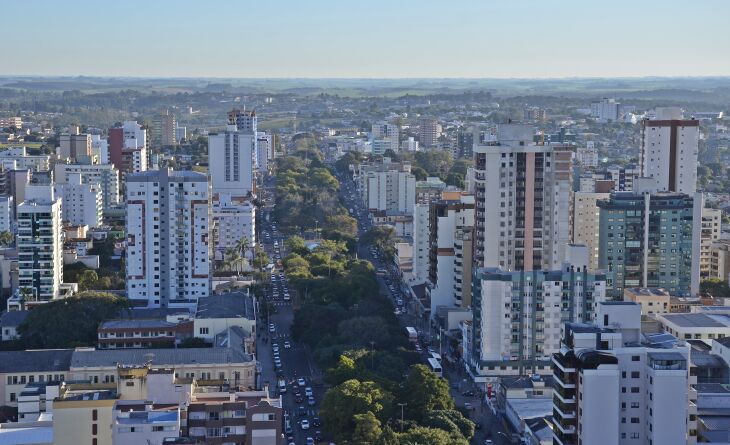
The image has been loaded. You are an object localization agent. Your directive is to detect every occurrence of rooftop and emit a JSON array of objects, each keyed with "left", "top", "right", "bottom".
[
  {"left": 660, "top": 313, "right": 730, "bottom": 328},
  {"left": 0, "top": 349, "right": 73, "bottom": 374},
  {"left": 625, "top": 287, "right": 671, "bottom": 297},
  {"left": 195, "top": 292, "right": 254, "bottom": 320},
  {"left": 99, "top": 319, "right": 179, "bottom": 330},
  {"left": 70, "top": 347, "right": 253, "bottom": 368},
  {"left": 0, "top": 310, "right": 28, "bottom": 328}
]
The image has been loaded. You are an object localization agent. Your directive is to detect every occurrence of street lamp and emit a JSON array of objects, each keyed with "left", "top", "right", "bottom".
[{"left": 397, "top": 402, "right": 407, "bottom": 433}]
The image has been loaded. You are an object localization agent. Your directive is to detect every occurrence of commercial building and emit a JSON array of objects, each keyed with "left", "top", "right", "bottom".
[
  {"left": 154, "top": 109, "right": 177, "bottom": 146},
  {"left": 597, "top": 189, "right": 701, "bottom": 298},
  {"left": 0, "top": 349, "right": 72, "bottom": 407},
  {"left": 97, "top": 319, "right": 183, "bottom": 349},
  {"left": 640, "top": 107, "right": 699, "bottom": 195},
  {"left": 469, "top": 260, "right": 606, "bottom": 376},
  {"left": 371, "top": 121, "right": 400, "bottom": 155},
  {"left": 17, "top": 188, "right": 63, "bottom": 302},
  {"left": 472, "top": 124, "right": 573, "bottom": 271},
  {"left": 125, "top": 169, "right": 210, "bottom": 308},
  {"left": 58, "top": 133, "right": 92, "bottom": 161},
  {"left": 59, "top": 173, "right": 103, "bottom": 228},
  {"left": 656, "top": 312, "right": 730, "bottom": 342},
  {"left": 552, "top": 302, "right": 692, "bottom": 445},
  {"left": 54, "top": 161, "right": 121, "bottom": 210},
  {"left": 0, "top": 147, "right": 50, "bottom": 171},
  {"left": 700, "top": 207, "right": 722, "bottom": 279}
]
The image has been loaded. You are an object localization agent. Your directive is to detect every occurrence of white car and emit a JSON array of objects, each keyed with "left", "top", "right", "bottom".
[
  {"left": 297, "top": 377, "right": 306, "bottom": 387},
  {"left": 284, "top": 341, "right": 291, "bottom": 349},
  {"left": 269, "top": 324, "right": 276, "bottom": 333},
  {"left": 305, "top": 387, "right": 313, "bottom": 397},
  {"left": 300, "top": 419, "right": 310, "bottom": 430}
]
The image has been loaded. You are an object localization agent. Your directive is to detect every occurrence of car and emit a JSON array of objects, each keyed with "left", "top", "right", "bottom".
[
  {"left": 300, "top": 419, "right": 310, "bottom": 430},
  {"left": 484, "top": 440, "right": 493, "bottom": 445},
  {"left": 297, "top": 377, "right": 306, "bottom": 387},
  {"left": 285, "top": 424, "right": 292, "bottom": 434},
  {"left": 414, "top": 344, "right": 422, "bottom": 352},
  {"left": 268, "top": 324, "right": 276, "bottom": 333},
  {"left": 312, "top": 417, "right": 321, "bottom": 427},
  {"left": 314, "top": 430, "right": 322, "bottom": 441},
  {"left": 304, "top": 387, "right": 313, "bottom": 397},
  {"left": 298, "top": 406, "right": 306, "bottom": 416},
  {"left": 308, "top": 396, "right": 316, "bottom": 406},
  {"left": 306, "top": 438, "right": 314, "bottom": 445},
  {"left": 462, "top": 390, "right": 475, "bottom": 397},
  {"left": 284, "top": 341, "right": 291, "bottom": 349},
  {"left": 295, "top": 394, "right": 304, "bottom": 403}
]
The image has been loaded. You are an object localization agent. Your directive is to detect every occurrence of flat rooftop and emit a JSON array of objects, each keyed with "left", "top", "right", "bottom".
[
  {"left": 195, "top": 292, "right": 254, "bottom": 320},
  {"left": 660, "top": 313, "right": 730, "bottom": 328}
]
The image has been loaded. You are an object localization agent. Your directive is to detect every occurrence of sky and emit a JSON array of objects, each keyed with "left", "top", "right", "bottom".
[{"left": 5, "top": 0, "right": 730, "bottom": 78}]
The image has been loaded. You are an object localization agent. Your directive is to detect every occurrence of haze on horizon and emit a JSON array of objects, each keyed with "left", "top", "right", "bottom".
[{"left": 5, "top": 0, "right": 730, "bottom": 79}]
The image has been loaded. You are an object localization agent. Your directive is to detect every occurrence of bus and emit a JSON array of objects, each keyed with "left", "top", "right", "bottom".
[
  {"left": 429, "top": 352, "right": 442, "bottom": 362},
  {"left": 427, "top": 357, "right": 443, "bottom": 377}
]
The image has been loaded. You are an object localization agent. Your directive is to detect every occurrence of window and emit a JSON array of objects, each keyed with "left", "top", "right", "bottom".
[
  {"left": 631, "top": 371, "right": 640, "bottom": 378},
  {"left": 631, "top": 355, "right": 640, "bottom": 362},
  {"left": 92, "top": 424, "right": 97, "bottom": 435},
  {"left": 199, "top": 327, "right": 209, "bottom": 335},
  {"left": 631, "top": 387, "right": 640, "bottom": 393},
  {"left": 92, "top": 409, "right": 98, "bottom": 421},
  {"left": 630, "top": 417, "right": 640, "bottom": 424}
]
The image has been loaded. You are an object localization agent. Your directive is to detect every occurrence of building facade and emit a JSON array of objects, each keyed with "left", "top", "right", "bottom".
[
  {"left": 573, "top": 192, "right": 610, "bottom": 271},
  {"left": 209, "top": 126, "right": 256, "bottom": 200},
  {"left": 17, "top": 195, "right": 63, "bottom": 301},
  {"left": 54, "top": 162, "right": 121, "bottom": 211},
  {"left": 125, "top": 169, "right": 210, "bottom": 308},
  {"left": 59, "top": 173, "right": 103, "bottom": 228}
]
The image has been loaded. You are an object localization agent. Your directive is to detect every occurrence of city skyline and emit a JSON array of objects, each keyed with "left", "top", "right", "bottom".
[{"left": 4, "top": 0, "right": 729, "bottom": 78}]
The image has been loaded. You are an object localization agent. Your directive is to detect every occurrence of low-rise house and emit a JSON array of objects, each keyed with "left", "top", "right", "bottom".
[{"left": 0, "top": 310, "right": 27, "bottom": 341}]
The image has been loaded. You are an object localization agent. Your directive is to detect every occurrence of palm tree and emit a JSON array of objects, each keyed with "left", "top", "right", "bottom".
[{"left": 235, "top": 236, "right": 251, "bottom": 259}]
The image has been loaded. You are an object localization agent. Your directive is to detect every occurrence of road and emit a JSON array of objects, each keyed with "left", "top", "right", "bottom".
[
  {"left": 335, "top": 170, "right": 509, "bottom": 445},
  {"left": 256, "top": 175, "right": 325, "bottom": 445}
]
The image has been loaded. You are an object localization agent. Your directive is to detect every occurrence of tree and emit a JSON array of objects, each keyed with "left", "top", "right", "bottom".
[
  {"left": 398, "top": 426, "right": 466, "bottom": 445},
  {"left": 700, "top": 278, "right": 730, "bottom": 299},
  {"left": 410, "top": 166, "right": 428, "bottom": 181},
  {"left": 252, "top": 246, "right": 271, "bottom": 270},
  {"left": 0, "top": 231, "right": 14, "bottom": 246},
  {"left": 401, "top": 365, "right": 454, "bottom": 421},
  {"left": 352, "top": 411, "right": 382, "bottom": 444},
  {"left": 362, "top": 226, "right": 397, "bottom": 262},
  {"left": 17, "top": 292, "right": 129, "bottom": 349},
  {"left": 319, "top": 379, "right": 393, "bottom": 441},
  {"left": 285, "top": 236, "right": 309, "bottom": 256},
  {"left": 422, "top": 410, "right": 475, "bottom": 441},
  {"left": 77, "top": 269, "right": 99, "bottom": 291}
]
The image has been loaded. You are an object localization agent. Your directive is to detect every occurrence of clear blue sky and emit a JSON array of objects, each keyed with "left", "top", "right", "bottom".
[{"left": 5, "top": 0, "right": 729, "bottom": 78}]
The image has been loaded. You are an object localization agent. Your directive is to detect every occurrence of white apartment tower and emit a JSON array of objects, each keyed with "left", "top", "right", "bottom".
[
  {"left": 363, "top": 167, "right": 416, "bottom": 214},
  {"left": 17, "top": 188, "right": 63, "bottom": 301},
  {"left": 54, "top": 162, "right": 120, "bottom": 210},
  {"left": 209, "top": 125, "right": 256, "bottom": 200},
  {"left": 472, "top": 124, "right": 573, "bottom": 271},
  {"left": 552, "top": 302, "right": 691, "bottom": 445},
  {"left": 125, "top": 169, "right": 210, "bottom": 308},
  {"left": 212, "top": 194, "right": 256, "bottom": 261},
  {"left": 411, "top": 203, "right": 430, "bottom": 285},
  {"left": 700, "top": 207, "right": 722, "bottom": 279},
  {"left": 640, "top": 107, "right": 699, "bottom": 195},
  {"left": 60, "top": 173, "right": 103, "bottom": 228}
]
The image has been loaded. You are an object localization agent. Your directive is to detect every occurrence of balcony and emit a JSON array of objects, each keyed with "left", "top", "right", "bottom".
[{"left": 552, "top": 353, "right": 576, "bottom": 373}]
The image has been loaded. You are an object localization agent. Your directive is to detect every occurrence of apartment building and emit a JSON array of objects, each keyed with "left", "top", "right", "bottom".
[
  {"left": 591, "top": 98, "right": 621, "bottom": 122},
  {"left": 361, "top": 164, "right": 416, "bottom": 215},
  {"left": 411, "top": 203, "right": 430, "bottom": 285},
  {"left": 212, "top": 194, "right": 255, "bottom": 261},
  {"left": 0, "top": 146, "right": 50, "bottom": 171},
  {"left": 427, "top": 191, "right": 474, "bottom": 312},
  {"left": 54, "top": 162, "right": 120, "bottom": 210},
  {"left": 472, "top": 124, "right": 573, "bottom": 271},
  {"left": 575, "top": 141, "right": 598, "bottom": 167},
  {"left": 209, "top": 126, "right": 256, "bottom": 200},
  {"left": 59, "top": 173, "right": 103, "bottom": 228},
  {"left": 552, "top": 302, "right": 691, "bottom": 445},
  {"left": 0, "top": 349, "right": 72, "bottom": 407},
  {"left": 700, "top": 207, "right": 722, "bottom": 279},
  {"left": 640, "top": 107, "right": 699, "bottom": 196},
  {"left": 606, "top": 165, "right": 641, "bottom": 192},
  {"left": 598, "top": 188, "right": 702, "bottom": 298},
  {"left": 0, "top": 195, "right": 12, "bottom": 232},
  {"left": 419, "top": 118, "right": 441, "bottom": 148},
  {"left": 155, "top": 109, "right": 178, "bottom": 146},
  {"left": 469, "top": 259, "right": 606, "bottom": 377},
  {"left": 125, "top": 169, "right": 210, "bottom": 308},
  {"left": 109, "top": 121, "right": 148, "bottom": 178},
  {"left": 710, "top": 239, "right": 730, "bottom": 282},
  {"left": 17, "top": 189, "right": 63, "bottom": 302},
  {"left": 59, "top": 133, "right": 92, "bottom": 160},
  {"left": 573, "top": 192, "right": 610, "bottom": 271}
]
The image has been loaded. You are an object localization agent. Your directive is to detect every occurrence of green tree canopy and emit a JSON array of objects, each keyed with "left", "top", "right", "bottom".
[
  {"left": 352, "top": 411, "right": 383, "bottom": 444},
  {"left": 319, "top": 379, "right": 393, "bottom": 441},
  {"left": 401, "top": 365, "right": 455, "bottom": 421}
]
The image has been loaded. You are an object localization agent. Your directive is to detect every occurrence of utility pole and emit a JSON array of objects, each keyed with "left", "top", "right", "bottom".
[
  {"left": 370, "top": 341, "right": 376, "bottom": 369},
  {"left": 397, "top": 403, "right": 407, "bottom": 433}
]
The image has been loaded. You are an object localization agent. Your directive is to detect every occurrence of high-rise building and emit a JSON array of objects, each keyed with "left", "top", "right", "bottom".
[
  {"left": 58, "top": 133, "right": 92, "bottom": 160},
  {"left": 469, "top": 257, "right": 606, "bottom": 376},
  {"left": 125, "top": 169, "right": 210, "bottom": 308},
  {"left": 710, "top": 239, "right": 730, "bottom": 282},
  {"left": 371, "top": 121, "right": 399, "bottom": 154},
  {"left": 0, "top": 196, "right": 12, "bottom": 233},
  {"left": 597, "top": 188, "right": 702, "bottom": 298},
  {"left": 606, "top": 165, "right": 641, "bottom": 192},
  {"left": 552, "top": 302, "right": 691, "bottom": 445},
  {"left": 523, "top": 106, "right": 547, "bottom": 122},
  {"left": 640, "top": 107, "right": 699, "bottom": 195},
  {"left": 700, "top": 207, "right": 722, "bottom": 279},
  {"left": 90, "top": 134, "right": 109, "bottom": 164},
  {"left": 456, "top": 127, "right": 478, "bottom": 159},
  {"left": 228, "top": 108, "right": 256, "bottom": 134},
  {"left": 427, "top": 192, "right": 474, "bottom": 312},
  {"left": 17, "top": 188, "right": 63, "bottom": 301},
  {"left": 208, "top": 125, "right": 256, "bottom": 200},
  {"left": 154, "top": 109, "right": 177, "bottom": 146},
  {"left": 59, "top": 173, "right": 103, "bottom": 228},
  {"left": 576, "top": 141, "right": 599, "bottom": 167},
  {"left": 54, "top": 162, "right": 120, "bottom": 210},
  {"left": 411, "top": 203, "right": 430, "bottom": 285},
  {"left": 590, "top": 98, "right": 621, "bottom": 122},
  {"left": 472, "top": 124, "right": 573, "bottom": 271},
  {"left": 401, "top": 137, "right": 419, "bottom": 152},
  {"left": 256, "top": 131, "right": 273, "bottom": 172},
  {"left": 109, "top": 121, "right": 148, "bottom": 178},
  {"left": 363, "top": 166, "right": 416, "bottom": 214},
  {"left": 212, "top": 194, "right": 255, "bottom": 261},
  {"left": 419, "top": 118, "right": 441, "bottom": 148},
  {"left": 573, "top": 192, "right": 610, "bottom": 271}
]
